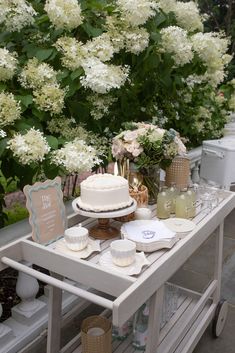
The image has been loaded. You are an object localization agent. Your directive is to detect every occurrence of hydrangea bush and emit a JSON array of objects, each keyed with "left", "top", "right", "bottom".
[{"left": 0, "top": 0, "right": 235, "bottom": 226}]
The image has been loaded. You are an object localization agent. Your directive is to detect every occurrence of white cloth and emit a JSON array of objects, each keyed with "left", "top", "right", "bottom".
[{"left": 122, "top": 220, "right": 176, "bottom": 244}]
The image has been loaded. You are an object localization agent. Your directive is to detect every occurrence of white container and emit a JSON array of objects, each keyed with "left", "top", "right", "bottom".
[
  {"left": 200, "top": 139, "right": 235, "bottom": 189},
  {"left": 64, "top": 225, "right": 88, "bottom": 251},
  {"left": 135, "top": 207, "right": 152, "bottom": 220},
  {"left": 110, "top": 239, "right": 136, "bottom": 267}
]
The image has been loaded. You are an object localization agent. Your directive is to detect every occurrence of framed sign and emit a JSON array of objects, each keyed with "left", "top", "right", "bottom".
[{"left": 23, "top": 177, "right": 67, "bottom": 245}]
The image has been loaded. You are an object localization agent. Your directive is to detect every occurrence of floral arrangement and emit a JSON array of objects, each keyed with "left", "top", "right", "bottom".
[
  {"left": 112, "top": 122, "right": 186, "bottom": 169},
  {"left": 0, "top": 0, "right": 234, "bottom": 226}
]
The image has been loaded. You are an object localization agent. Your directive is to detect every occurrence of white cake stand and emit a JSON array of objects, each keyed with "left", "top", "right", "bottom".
[{"left": 72, "top": 198, "right": 137, "bottom": 240}]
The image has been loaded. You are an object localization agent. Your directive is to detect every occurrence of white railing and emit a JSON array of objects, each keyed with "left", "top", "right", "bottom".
[
  {"left": 0, "top": 147, "right": 203, "bottom": 353},
  {"left": 188, "top": 146, "right": 202, "bottom": 184}
]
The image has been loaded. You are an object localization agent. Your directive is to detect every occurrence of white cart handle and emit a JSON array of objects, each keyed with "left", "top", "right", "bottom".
[
  {"left": 203, "top": 148, "right": 224, "bottom": 159},
  {"left": 1, "top": 256, "right": 113, "bottom": 310}
]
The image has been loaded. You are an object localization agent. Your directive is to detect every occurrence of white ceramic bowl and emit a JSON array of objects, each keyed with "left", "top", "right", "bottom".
[
  {"left": 110, "top": 239, "right": 136, "bottom": 267},
  {"left": 64, "top": 226, "right": 88, "bottom": 251},
  {"left": 135, "top": 207, "right": 152, "bottom": 220}
]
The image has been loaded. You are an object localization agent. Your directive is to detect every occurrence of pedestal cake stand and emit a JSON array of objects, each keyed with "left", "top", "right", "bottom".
[{"left": 72, "top": 198, "right": 137, "bottom": 240}]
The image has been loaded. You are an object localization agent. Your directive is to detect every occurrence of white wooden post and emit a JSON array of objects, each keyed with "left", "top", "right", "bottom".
[
  {"left": 145, "top": 286, "right": 164, "bottom": 353},
  {"left": 47, "top": 273, "right": 63, "bottom": 353},
  {"left": 191, "top": 161, "right": 200, "bottom": 184},
  {"left": 213, "top": 223, "right": 224, "bottom": 303}
]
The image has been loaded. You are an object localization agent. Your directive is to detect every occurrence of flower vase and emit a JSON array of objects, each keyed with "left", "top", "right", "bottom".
[{"left": 141, "top": 166, "right": 160, "bottom": 205}]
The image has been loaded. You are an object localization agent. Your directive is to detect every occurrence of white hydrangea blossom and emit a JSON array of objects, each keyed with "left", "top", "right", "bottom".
[
  {"left": 83, "top": 33, "right": 115, "bottom": 62},
  {"left": 0, "top": 92, "right": 21, "bottom": 127},
  {"left": 124, "top": 27, "right": 150, "bottom": 55},
  {"left": 33, "top": 84, "right": 66, "bottom": 115},
  {"left": 194, "top": 106, "right": 213, "bottom": 133},
  {"left": 160, "top": 26, "right": 193, "bottom": 67},
  {"left": 19, "top": 58, "right": 58, "bottom": 89},
  {"left": 0, "top": 129, "right": 6, "bottom": 138},
  {"left": 7, "top": 128, "right": 50, "bottom": 165},
  {"left": 51, "top": 138, "right": 101, "bottom": 173},
  {"left": 44, "top": 0, "right": 83, "bottom": 30},
  {"left": 171, "top": 1, "right": 203, "bottom": 32},
  {"left": 116, "top": 0, "right": 158, "bottom": 26},
  {"left": 157, "top": 0, "right": 176, "bottom": 12},
  {"left": 158, "top": 0, "right": 203, "bottom": 32},
  {"left": 105, "top": 16, "right": 126, "bottom": 53},
  {"left": 0, "top": 48, "right": 18, "bottom": 81},
  {"left": 191, "top": 32, "right": 231, "bottom": 71},
  {"left": 204, "top": 70, "right": 226, "bottom": 87},
  {"left": 0, "top": 0, "right": 36, "bottom": 32},
  {"left": 88, "top": 94, "right": 117, "bottom": 120},
  {"left": 81, "top": 58, "right": 129, "bottom": 94},
  {"left": 55, "top": 36, "right": 86, "bottom": 70},
  {"left": 229, "top": 79, "right": 235, "bottom": 88}
]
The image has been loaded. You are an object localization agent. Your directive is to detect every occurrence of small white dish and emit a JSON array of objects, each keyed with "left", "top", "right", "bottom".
[
  {"left": 135, "top": 207, "right": 152, "bottom": 220},
  {"left": 54, "top": 237, "right": 101, "bottom": 259},
  {"left": 110, "top": 239, "right": 136, "bottom": 267},
  {"left": 64, "top": 225, "right": 88, "bottom": 251},
  {"left": 163, "top": 218, "right": 196, "bottom": 238},
  {"left": 99, "top": 251, "right": 150, "bottom": 276}
]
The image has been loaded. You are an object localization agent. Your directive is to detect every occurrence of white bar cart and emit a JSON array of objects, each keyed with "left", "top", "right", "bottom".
[{"left": 1, "top": 190, "right": 235, "bottom": 353}]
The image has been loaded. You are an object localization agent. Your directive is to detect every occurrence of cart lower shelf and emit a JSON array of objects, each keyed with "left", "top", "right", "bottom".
[{"left": 72, "top": 288, "right": 217, "bottom": 353}]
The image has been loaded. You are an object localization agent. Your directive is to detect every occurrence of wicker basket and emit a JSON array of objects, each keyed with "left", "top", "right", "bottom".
[
  {"left": 81, "top": 315, "right": 112, "bottom": 353},
  {"left": 165, "top": 156, "right": 190, "bottom": 190},
  {"left": 129, "top": 185, "right": 149, "bottom": 207}
]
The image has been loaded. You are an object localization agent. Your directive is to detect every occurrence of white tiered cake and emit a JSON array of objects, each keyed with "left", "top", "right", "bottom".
[{"left": 77, "top": 174, "right": 133, "bottom": 212}]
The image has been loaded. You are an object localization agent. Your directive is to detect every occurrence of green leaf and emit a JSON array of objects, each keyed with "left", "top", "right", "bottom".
[
  {"left": 32, "top": 108, "right": 47, "bottom": 121},
  {"left": 0, "top": 83, "right": 7, "bottom": 92},
  {"left": 81, "top": 23, "right": 103, "bottom": 37},
  {"left": 0, "top": 138, "right": 8, "bottom": 157},
  {"left": 46, "top": 135, "right": 58, "bottom": 150},
  {"left": 57, "top": 69, "right": 70, "bottom": 81},
  {"left": 154, "top": 12, "right": 167, "bottom": 27},
  {"left": 35, "top": 48, "right": 54, "bottom": 61},
  {"left": 14, "top": 120, "right": 33, "bottom": 132},
  {"left": 16, "top": 95, "right": 33, "bottom": 108},
  {"left": 43, "top": 159, "right": 60, "bottom": 179},
  {"left": 71, "top": 68, "right": 83, "bottom": 80}
]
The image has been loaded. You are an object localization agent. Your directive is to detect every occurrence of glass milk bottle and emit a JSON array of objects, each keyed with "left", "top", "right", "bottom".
[
  {"left": 112, "top": 318, "right": 133, "bottom": 341},
  {"left": 132, "top": 302, "right": 149, "bottom": 350},
  {"left": 167, "top": 183, "right": 178, "bottom": 214},
  {"left": 186, "top": 185, "right": 196, "bottom": 218},
  {"left": 157, "top": 187, "right": 171, "bottom": 219},
  {"left": 175, "top": 188, "right": 190, "bottom": 219}
]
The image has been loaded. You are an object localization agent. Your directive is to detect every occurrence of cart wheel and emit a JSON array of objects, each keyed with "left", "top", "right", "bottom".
[{"left": 212, "top": 299, "right": 228, "bottom": 338}]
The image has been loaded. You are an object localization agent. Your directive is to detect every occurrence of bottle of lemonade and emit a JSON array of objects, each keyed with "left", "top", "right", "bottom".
[
  {"left": 132, "top": 302, "right": 149, "bottom": 350},
  {"left": 167, "top": 183, "right": 178, "bottom": 214},
  {"left": 157, "top": 187, "right": 171, "bottom": 219},
  {"left": 175, "top": 188, "right": 190, "bottom": 219},
  {"left": 186, "top": 185, "right": 196, "bottom": 218}
]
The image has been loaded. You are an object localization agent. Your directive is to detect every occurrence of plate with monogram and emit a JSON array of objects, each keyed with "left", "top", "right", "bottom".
[
  {"left": 99, "top": 251, "right": 150, "bottom": 276},
  {"left": 121, "top": 220, "right": 177, "bottom": 252},
  {"left": 53, "top": 237, "right": 101, "bottom": 259}
]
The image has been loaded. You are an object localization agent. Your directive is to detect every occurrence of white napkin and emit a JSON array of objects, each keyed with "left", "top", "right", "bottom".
[{"left": 122, "top": 220, "right": 176, "bottom": 244}]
